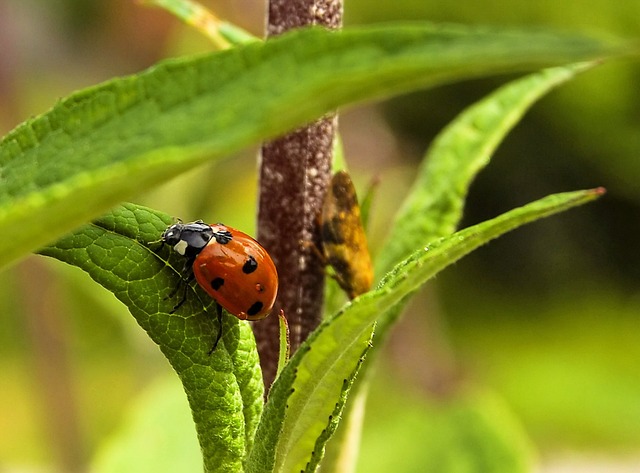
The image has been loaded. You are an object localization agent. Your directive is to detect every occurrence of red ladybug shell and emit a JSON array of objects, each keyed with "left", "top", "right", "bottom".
[{"left": 193, "top": 224, "right": 277, "bottom": 320}]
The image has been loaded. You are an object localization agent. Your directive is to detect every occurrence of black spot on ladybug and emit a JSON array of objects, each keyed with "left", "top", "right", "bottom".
[
  {"left": 247, "top": 301, "right": 263, "bottom": 316},
  {"left": 243, "top": 255, "right": 258, "bottom": 274},
  {"left": 211, "top": 277, "right": 224, "bottom": 291},
  {"left": 213, "top": 230, "right": 233, "bottom": 244}
]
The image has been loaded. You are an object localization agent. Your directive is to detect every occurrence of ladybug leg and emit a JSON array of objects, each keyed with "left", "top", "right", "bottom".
[
  {"left": 208, "top": 303, "right": 224, "bottom": 355},
  {"left": 167, "top": 276, "right": 182, "bottom": 299},
  {"left": 167, "top": 261, "right": 195, "bottom": 314},
  {"left": 168, "top": 280, "right": 189, "bottom": 314}
]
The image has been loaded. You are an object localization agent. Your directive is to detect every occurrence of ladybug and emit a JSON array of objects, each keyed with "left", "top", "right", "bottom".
[
  {"left": 161, "top": 220, "right": 278, "bottom": 323},
  {"left": 320, "top": 171, "right": 373, "bottom": 299}
]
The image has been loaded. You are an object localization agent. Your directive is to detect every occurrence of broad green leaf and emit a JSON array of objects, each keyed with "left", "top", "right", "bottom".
[
  {"left": 248, "top": 187, "right": 605, "bottom": 473},
  {"left": 0, "top": 24, "right": 622, "bottom": 269},
  {"left": 39, "top": 203, "right": 264, "bottom": 473}
]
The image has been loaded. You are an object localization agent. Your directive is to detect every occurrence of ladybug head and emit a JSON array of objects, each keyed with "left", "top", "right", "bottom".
[
  {"left": 161, "top": 223, "right": 184, "bottom": 247},
  {"left": 161, "top": 221, "right": 214, "bottom": 258}
]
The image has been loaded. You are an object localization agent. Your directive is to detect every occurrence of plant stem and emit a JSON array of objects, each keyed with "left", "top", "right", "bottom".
[{"left": 255, "top": 0, "right": 342, "bottom": 390}]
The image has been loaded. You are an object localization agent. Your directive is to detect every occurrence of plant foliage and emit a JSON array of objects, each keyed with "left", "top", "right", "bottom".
[{"left": 0, "top": 20, "right": 630, "bottom": 473}]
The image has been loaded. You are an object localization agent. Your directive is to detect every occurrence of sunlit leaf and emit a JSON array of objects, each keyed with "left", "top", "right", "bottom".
[
  {"left": 248, "top": 188, "right": 604, "bottom": 472},
  {"left": 0, "top": 24, "right": 620, "bottom": 269}
]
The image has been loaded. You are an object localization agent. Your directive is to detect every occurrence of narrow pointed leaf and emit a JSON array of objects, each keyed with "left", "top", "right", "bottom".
[
  {"left": 248, "top": 188, "right": 604, "bottom": 472},
  {"left": 323, "top": 63, "right": 599, "bottom": 472},
  {"left": 375, "top": 62, "right": 596, "bottom": 277},
  {"left": 142, "top": 0, "right": 256, "bottom": 47}
]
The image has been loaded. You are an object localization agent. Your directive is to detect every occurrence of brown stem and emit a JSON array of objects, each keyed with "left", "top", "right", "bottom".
[{"left": 254, "top": 0, "right": 342, "bottom": 390}]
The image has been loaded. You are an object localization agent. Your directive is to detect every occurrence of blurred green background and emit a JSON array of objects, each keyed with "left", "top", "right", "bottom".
[{"left": 0, "top": 1, "right": 638, "bottom": 472}]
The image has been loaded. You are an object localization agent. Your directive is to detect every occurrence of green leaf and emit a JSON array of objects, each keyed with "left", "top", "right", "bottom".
[
  {"left": 323, "top": 64, "right": 598, "bottom": 472},
  {"left": 248, "top": 187, "right": 605, "bottom": 472},
  {"left": 375, "top": 62, "right": 596, "bottom": 277},
  {"left": 39, "top": 203, "right": 264, "bottom": 473},
  {"left": 317, "top": 379, "right": 369, "bottom": 473},
  {"left": 276, "top": 310, "right": 290, "bottom": 378},
  {"left": 0, "top": 24, "right": 622, "bottom": 269},
  {"left": 142, "top": 0, "right": 257, "bottom": 48},
  {"left": 374, "top": 63, "right": 602, "bottom": 341}
]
